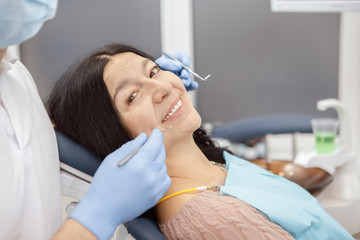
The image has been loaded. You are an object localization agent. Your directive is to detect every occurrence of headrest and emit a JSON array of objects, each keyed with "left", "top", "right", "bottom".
[
  {"left": 211, "top": 114, "right": 318, "bottom": 143},
  {"left": 54, "top": 128, "right": 101, "bottom": 176}
]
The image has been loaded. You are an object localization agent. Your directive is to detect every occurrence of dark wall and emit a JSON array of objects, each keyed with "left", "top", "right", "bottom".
[
  {"left": 194, "top": 0, "right": 339, "bottom": 123},
  {"left": 21, "top": 0, "right": 161, "bottom": 101}
]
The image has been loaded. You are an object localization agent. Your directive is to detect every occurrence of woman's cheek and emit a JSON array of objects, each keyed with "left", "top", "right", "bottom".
[{"left": 128, "top": 115, "right": 157, "bottom": 137}]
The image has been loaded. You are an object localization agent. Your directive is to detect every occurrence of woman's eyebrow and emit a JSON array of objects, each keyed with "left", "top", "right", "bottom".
[{"left": 142, "top": 58, "right": 150, "bottom": 67}]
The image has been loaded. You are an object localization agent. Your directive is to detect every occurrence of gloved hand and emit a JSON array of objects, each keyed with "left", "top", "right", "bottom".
[
  {"left": 69, "top": 129, "right": 171, "bottom": 240},
  {"left": 156, "top": 51, "right": 199, "bottom": 91}
]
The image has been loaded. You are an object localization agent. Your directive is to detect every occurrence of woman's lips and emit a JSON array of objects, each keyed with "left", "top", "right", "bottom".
[{"left": 162, "top": 97, "right": 185, "bottom": 123}]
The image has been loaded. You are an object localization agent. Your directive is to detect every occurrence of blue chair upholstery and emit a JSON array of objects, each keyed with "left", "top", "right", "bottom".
[
  {"left": 55, "top": 128, "right": 101, "bottom": 176},
  {"left": 126, "top": 218, "right": 166, "bottom": 240},
  {"left": 55, "top": 128, "right": 166, "bottom": 239},
  {"left": 211, "top": 114, "right": 319, "bottom": 143}
]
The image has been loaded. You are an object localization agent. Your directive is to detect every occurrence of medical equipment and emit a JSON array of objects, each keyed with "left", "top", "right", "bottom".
[
  {"left": 162, "top": 52, "right": 211, "bottom": 82},
  {"left": 262, "top": 133, "right": 333, "bottom": 193},
  {"left": 294, "top": 99, "right": 359, "bottom": 189},
  {"left": 271, "top": 0, "right": 360, "bottom": 12},
  {"left": 292, "top": 99, "right": 360, "bottom": 235},
  {"left": 157, "top": 185, "right": 222, "bottom": 205},
  {"left": 117, "top": 126, "right": 173, "bottom": 166}
]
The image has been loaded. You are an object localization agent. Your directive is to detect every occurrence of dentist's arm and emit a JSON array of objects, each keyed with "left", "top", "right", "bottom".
[
  {"left": 52, "top": 219, "right": 97, "bottom": 240},
  {"left": 52, "top": 129, "right": 171, "bottom": 240},
  {"left": 156, "top": 51, "right": 198, "bottom": 91}
]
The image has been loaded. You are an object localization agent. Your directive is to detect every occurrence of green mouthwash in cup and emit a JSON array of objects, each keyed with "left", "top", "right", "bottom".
[{"left": 315, "top": 132, "right": 336, "bottom": 154}]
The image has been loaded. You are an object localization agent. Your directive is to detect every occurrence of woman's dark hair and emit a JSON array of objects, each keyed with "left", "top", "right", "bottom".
[{"left": 46, "top": 43, "right": 226, "bottom": 164}]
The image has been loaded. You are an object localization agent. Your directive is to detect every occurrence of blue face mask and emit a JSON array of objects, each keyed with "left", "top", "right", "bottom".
[{"left": 0, "top": 0, "right": 58, "bottom": 48}]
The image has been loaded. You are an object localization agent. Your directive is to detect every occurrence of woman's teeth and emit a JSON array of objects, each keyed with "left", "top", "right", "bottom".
[{"left": 163, "top": 99, "right": 182, "bottom": 121}]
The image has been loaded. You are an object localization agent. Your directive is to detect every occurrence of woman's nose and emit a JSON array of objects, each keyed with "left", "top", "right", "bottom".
[{"left": 149, "top": 78, "right": 172, "bottom": 103}]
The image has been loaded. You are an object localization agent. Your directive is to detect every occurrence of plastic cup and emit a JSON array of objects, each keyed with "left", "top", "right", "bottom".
[{"left": 311, "top": 118, "right": 338, "bottom": 154}]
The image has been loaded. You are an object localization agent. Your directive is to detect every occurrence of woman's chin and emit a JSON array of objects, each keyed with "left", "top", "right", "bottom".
[{"left": 192, "top": 113, "right": 202, "bottom": 130}]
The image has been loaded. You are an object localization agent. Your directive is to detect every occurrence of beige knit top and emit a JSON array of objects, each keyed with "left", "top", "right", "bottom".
[{"left": 158, "top": 189, "right": 295, "bottom": 240}]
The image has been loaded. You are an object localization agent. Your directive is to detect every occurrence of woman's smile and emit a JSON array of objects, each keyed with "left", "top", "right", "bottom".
[{"left": 162, "top": 97, "right": 187, "bottom": 124}]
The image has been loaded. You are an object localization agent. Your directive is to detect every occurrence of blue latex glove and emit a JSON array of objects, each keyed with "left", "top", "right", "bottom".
[
  {"left": 69, "top": 129, "right": 171, "bottom": 240},
  {"left": 155, "top": 51, "right": 199, "bottom": 91}
]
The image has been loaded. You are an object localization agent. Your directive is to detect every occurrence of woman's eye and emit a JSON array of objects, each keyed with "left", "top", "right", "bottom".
[
  {"left": 150, "top": 66, "right": 160, "bottom": 78},
  {"left": 127, "top": 92, "right": 137, "bottom": 104}
]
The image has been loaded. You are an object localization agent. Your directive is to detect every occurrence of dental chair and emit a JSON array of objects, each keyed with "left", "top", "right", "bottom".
[{"left": 56, "top": 129, "right": 166, "bottom": 240}]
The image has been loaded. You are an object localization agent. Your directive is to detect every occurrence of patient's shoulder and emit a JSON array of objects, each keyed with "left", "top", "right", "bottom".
[
  {"left": 158, "top": 190, "right": 294, "bottom": 240},
  {"left": 155, "top": 187, "right": 200, "bottom": 223}
]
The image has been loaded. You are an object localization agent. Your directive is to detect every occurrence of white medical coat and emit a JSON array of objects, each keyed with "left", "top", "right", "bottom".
[{"left": 0, "top": 48, "right": 62, "bottom": 239}]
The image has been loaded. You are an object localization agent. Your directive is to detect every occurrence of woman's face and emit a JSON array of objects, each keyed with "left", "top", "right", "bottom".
[{"left": 103, "top": 52, "right": 201, "bottom": 142}]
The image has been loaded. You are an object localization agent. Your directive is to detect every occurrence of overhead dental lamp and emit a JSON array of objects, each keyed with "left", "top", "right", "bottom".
[{"left": 271, "top": 0, "right": 360, "bottom": 12}]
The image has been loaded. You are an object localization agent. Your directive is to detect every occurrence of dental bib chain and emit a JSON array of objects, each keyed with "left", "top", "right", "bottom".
[{"left": 156, "top": 185, "right": 222, "bottom": 205}]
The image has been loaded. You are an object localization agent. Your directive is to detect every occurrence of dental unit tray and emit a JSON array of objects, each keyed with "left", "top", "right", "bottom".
[{"left": 294, "top": 145, "right": 356, "bottom": 176}]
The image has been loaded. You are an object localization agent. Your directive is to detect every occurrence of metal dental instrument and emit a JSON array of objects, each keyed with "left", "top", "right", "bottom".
[
  {"left": 162, "top": 52, "right": 211, "bottom": 82},
  {"left": 117, "top": 125, "right": 173, "bottom": 167}
]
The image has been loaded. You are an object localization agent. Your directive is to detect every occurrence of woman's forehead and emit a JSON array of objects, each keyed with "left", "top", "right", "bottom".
[
  {"left": 106, "top": 52, "right": 144, "bottom": 72},
  {"left": 104, "top": 53, "right": 147, "bottom": 81}
]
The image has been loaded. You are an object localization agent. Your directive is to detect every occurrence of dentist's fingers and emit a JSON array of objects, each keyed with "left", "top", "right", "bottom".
[
  {"left": 155, "top": 51, "right": 191, "bottom": 71},
  {"left": 152, "top": 142, "right": 166, "bottom": 169},
  {"left": 171, "top": 51, "right": 191, "bottom": 67},
  {"left": 187, "top": 81, "right": 199, "bottom": 91},
  {"left": 137, "top": 129, "right": 165, "bottom": 164},
  {"left": 180, "top": 69, "right": 192, "bottom": 84},
  {"left": 155, "top": 55, "right": 182, "bottom": 72}
]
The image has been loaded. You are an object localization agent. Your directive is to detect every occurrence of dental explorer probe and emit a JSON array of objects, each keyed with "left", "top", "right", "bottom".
[
  {"left": 117, "top": 126, "right": 173, "bottom": 167},
  {"left": 162, "top": 52, "right": 211, "bottom": 82}
]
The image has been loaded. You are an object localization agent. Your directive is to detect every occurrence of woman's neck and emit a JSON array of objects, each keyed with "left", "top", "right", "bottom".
[
  {"left": 155, "top": 135, "right": 227, "bottom": 223},
  {"left": 165, "top": 136, "right": 223, "bottom": 188}
]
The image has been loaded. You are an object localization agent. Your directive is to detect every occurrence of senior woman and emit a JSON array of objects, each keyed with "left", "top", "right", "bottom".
[{"left": 47, "top": 43, "right": 354, "bottom": 240}]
